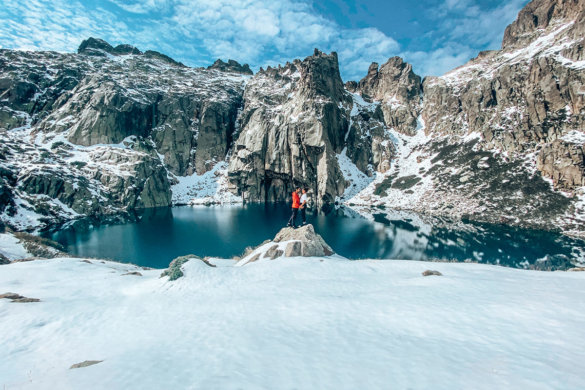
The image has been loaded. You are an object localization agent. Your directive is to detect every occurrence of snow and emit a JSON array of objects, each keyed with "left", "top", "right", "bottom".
[
  {"left": 561, "top": 130, "right": 585, "bottom": 144},
  {"left": 336, "top": 148, "right": 375, "bottom": 201},
  {"left": 1, "top": 198, "right": 43, "bottom": 231},
  {"left": 349, "top": 116, "right": 434, "bottom": 208},
  {"left": 349, "top": 92, "right": 378, "bottom": 116},
  {"left": 0, "top": 233, "right": 31, "bottom": 260},
  {"left": 1, "top": 256, "right": 585, "bottom": 389},
  {"left": 438, "top": 21, "right": 579, "bottom": 89},
  {"left": 171, "top": 162, "right": 241, "bottom": 205}
]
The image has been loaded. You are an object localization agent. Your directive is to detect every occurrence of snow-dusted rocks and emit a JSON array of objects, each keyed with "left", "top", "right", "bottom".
[
  {"left": 0, "top": 38, "right": 249, "bottom": 229},
  {"left": 2, "top": 0, "right": 585, "bottom": 236},
  {"left": 237, "top": 224, "right": 334, "bottom": 265},
  {"left": 274, "top": 224, "right": 335, "bottom": 257},
  {"left": 0, "top": 232, "right": 66, "bottom": 262},
  {"left": 350, "top": 56, "right": 422, "bottom": 136},
  {"left": 228, "top": 50, "right": 349, "bottom": 205}
]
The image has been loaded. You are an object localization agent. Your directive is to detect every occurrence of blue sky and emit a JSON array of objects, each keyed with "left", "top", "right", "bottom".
[{"left": 0, "top": 0, "right": 529, "bottom": 80}]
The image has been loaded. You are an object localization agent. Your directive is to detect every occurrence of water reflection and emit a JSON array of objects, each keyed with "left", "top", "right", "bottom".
[{"left": 44, "top": 204, "right": 585, "bottom": 270}]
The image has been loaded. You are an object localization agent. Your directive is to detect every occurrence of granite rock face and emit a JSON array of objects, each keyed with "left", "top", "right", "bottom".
[
  {"left": 228, "top": 50, "right": 350, "bottom": 204},
  {"left": 1, "top": 0, "right": 585, "bottom": 236},
  {"left": 353, "top": 57, "right": 422, "bottom": 136},
  {"left": 421, "top": 0, "right": 585, "bottom": 194},
  {"left": 237, "top": 224, "right": 334, "bottom": 265},
  {"left": 0, "top": 39, "right": 247, "bottom": 229}
]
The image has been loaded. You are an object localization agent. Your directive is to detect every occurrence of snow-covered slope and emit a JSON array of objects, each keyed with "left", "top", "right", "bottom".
[
  {"left": 0, "top": 232, "right": 31, "bottom": 260},
  {"left": 1, "top": 256, "right": 584, "bottom": 389}
]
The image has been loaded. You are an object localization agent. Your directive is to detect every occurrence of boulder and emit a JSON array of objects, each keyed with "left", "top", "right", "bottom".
[
  {"left": 238, "top": 224, "right": 334, "bottom": 265},
  {"left": 273, "top": 224, "right": 334, "bottom": 257},
  {"left": 422, "top": 270, "right": 443, "bottom": 277},
  {"left": 0, "top": 292, "right": 40, "bottom": 302},
  {"left": 122, "top": 271, "right": 143, "bottom": 276},
  {"left": 70, "top": 360, "right": 103, "bottom": 369},
  {"left": 264, "top": 245, "right": 284, "bottom": 260}
]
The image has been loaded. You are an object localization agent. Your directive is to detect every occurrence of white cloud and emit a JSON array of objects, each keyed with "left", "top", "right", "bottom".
[
  {"left": 0, "top": 0, "right": 400, "bottom": 80},
  {"left": 414, "top": 0, "right": 527, "bottom": 76},
  {"left": 0, "top": 0, "right": 133, "bottom": 53},
  {"left": 108, "top": 0, "right": 171, "bottom": 14},
  {"left": 404, "top": 45, "right": 477, "bottom": 77},
  {"left": 0, "top": 0, "right": 528, "bottom": 80}
]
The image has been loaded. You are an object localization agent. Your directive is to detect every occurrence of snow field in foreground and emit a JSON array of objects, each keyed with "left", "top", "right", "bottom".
[{"left": 1, "top": 257, "right": 584, "bottom": 390}]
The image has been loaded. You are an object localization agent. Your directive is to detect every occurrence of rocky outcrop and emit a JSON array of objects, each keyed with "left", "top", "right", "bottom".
[
  {"left": 208, "top": 59, "right": 253, "bottom": 75},
  {"left": 237, "top": 224, "right": 334, "bottom": 265},
  {"left": 273, "top": 224, "right": 334, "bottom": 257},
  {"left": 353, "top": 57, "right": 422, "bottom": 135},
  {"left": 422, "top": 0, "right": 585, "bottom": 193},
  {"left": 0, "top": 292, "right": 40, "bottom": 303},
  {"left": 502, "top": 0, "right": 585, "bottom": 50},
  {"left": 0, "top": 38, "right": 247, "bottom": 229},
  {"left": 537, "top": 138, "right": 585, "bottom": 189},
  {"left": 228, "top": 50, "right": 350, "bottom": 204}
]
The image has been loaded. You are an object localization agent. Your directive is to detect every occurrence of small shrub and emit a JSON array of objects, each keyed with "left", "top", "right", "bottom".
[
  {"left": 51, "top": 141, "right": 65, "bottom": 150},
  {"left": 160, "top": 255, "right": 195, "bottom": 281},
  {"left": 71, "top": 161, "right": 87, "bottom": 169}
]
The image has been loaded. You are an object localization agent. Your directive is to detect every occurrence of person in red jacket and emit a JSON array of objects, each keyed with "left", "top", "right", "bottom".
[{"left": 287, "top": 187, "right": 301, "bottom": 228}]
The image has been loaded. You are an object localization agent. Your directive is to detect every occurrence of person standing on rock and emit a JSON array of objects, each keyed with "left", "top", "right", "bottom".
[
  {"left": 287, "top": 187, "right": 301, "bottom": 228},
  {"left": 300, "top": 188, "right": 309, "bottom": 225}
]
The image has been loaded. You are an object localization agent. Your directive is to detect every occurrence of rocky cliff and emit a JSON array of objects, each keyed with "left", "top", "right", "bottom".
[
  {"left": 0, "top": 0, "right": 584, "bottom": 237},
  {"left": 228, "top": 50, "right": 348, "bottom": 204},
  {"left": 0, "top": 38, "right": 248, "bottom": 229}
]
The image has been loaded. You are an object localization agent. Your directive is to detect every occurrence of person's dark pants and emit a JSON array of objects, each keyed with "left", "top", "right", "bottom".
[
  {"left": 301, "top": 207, "right": 306, "bottom": 224},
  {"left": 288, "top": 207, "right": 299, "bottom": 227}
]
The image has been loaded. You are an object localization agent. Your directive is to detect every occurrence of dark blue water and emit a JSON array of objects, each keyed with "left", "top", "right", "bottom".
[{"left": 44, "top": 204, "right": 585, "bottom": 270}]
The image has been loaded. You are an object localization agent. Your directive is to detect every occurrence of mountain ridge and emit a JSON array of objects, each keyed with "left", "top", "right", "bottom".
[{"left": 0, "top": 0, "right": 584, "bottom": 238}]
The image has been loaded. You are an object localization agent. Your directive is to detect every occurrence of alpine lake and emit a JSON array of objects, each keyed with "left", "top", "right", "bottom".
[{"left": 43, "top": 204, "right": 585, "bottom": 270}]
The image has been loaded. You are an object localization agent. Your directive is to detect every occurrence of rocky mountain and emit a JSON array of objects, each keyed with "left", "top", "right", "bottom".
[
  {"left": 0, "top": 38, "right": 248, "bottom": 229},
  {"left": 0, "top": 0, "right": 584, "bottom": 238}
]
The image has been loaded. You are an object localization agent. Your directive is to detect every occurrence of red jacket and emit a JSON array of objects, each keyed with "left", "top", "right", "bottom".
[{"left": 292, "top": 191, "right": 300, "bottom": 208}]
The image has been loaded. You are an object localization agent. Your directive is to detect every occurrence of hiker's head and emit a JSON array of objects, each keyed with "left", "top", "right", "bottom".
[
  {"left": 302, "top": 188, "right": 307, "bottom": 193},
  {"left": 296, "top": 187, "right": 301, "bottom": 193}
]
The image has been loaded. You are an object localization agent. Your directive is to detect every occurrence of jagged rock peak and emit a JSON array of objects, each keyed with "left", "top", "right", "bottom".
[
  {"left": 298, "top": 48, "right": 345, "bottom": 101},
  {"left": 502, "top": 0, "right": 585, "bottom": 49},
  {"left": 143, "top": 50, "right": 185, "bottom": 67},
  {"left": 208, "top": 59, "right": 253, "bottom": 75},
  {"left": 78, "top": 37, "right": 184, "bottom": 66},
  {"left": 78, "top": 37, "right": 141, "bottom": 56},
  {"left": 357, "top": 56, "right": 420, "bottom": 100},
  {"left": 352, "top": 56, "right": 422, "bottom": 135},
  {"left": 78, "top": 37, "right": 114, "bottom": 54}
]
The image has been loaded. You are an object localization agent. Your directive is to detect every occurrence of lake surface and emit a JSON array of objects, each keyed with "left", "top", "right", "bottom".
[{"left": 44, "top": 204, "right": 585, "bottom": 269}]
